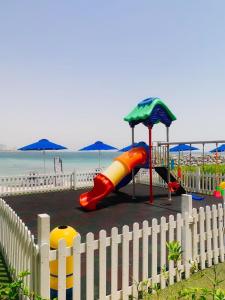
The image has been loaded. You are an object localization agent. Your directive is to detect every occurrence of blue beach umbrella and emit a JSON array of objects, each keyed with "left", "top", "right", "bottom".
[
  {"left": 169, "top": 144, "right": 199, "bottom": 166},
  {"left": 210, "top": 144, "right": 225, "bottom": 153},
  {"left": 79, "top": 140, "right": 117, "bottom": 168},
  {"left": 118, "top": 143, "right": 139, "bottom": 152},
  {"left": 18, "top": 139, "right": 67, "bottom": 173},
  {"left": 118, "top": 141, "right": 149, "bottom": 152},
  {"left": 169, "top": 144, "right": 199, "bottom": 152}
]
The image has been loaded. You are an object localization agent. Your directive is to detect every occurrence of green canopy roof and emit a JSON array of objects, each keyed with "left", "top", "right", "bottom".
[{"left": 124, "top": 97, "right": 177, "bottom": 127}]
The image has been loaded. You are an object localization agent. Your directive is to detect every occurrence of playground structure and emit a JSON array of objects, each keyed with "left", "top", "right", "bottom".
[
  {"left": 80, "top": 97, "right": 225, "bottom": 211},
  {"left": 80, "top": 97, "right": 186, "bottom": 210}
]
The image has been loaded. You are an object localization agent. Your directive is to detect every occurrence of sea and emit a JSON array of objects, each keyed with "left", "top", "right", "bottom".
[
  {"left": 0, "top": 151, "right": 119, "bottom": 177},
  {"left": 0, "top": 150, "right": 215, "bottom": 177}
]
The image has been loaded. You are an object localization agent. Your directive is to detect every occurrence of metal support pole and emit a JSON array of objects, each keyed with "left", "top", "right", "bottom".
[
  {"left": 216, "top": 142, "right": 219, "bottom": 186},
  {"left": 131, "top": 126, "right": 136, "bottom": 200},
  {"left": 149, "top": 125, "right": 154, "bottom": 204},
  {"left": 166, "top": 126, "right": 172, "bottom": 201},
  {"left": 189, "top": 144, "right": 192, "bottom": 167},
  {"left": 98, "top": 150, "right": 101, "bottom": 168},
  {"left": 43, "top": 150, "right": 46, "bottom": 173},
  {"left": 202, "top": 143, "right": 205, "bottom": 171}
]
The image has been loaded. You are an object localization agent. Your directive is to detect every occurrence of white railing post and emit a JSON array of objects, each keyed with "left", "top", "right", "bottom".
[
  {"left": 222, "top": 191, "right": 225, "bottom": 250},
  {"left": 196, "top": 167, "right": 201, "bottom": 193},
  {"left": 73, "top": 169, "right": 77, "bottom": 190},
  {"left": 181, "top": 194, "right": 192, "bottom": 217},
  {"left": 181, "top": 194, "right": 192, "bottom": 278},
  {"left": 37, "top": 214, "right": 50, "bottom": 299}
]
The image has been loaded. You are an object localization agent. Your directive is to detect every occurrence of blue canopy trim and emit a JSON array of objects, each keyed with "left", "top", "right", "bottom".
[
  {"left": 142, "top": 104, "right": 173, "bottom": 127},
  {"left": 137, "top": 97, "right": 157, "bottom": 107}
]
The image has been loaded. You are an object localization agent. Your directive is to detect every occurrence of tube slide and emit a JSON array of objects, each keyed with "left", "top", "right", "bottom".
[{"left": 79, "top": 147, "right": 147, "bottom": 210}]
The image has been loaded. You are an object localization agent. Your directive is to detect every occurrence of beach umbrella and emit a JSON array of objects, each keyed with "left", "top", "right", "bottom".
[
  {"left": 210, "top": 144, "right": 225, "bottom": 153},
  {"left": 169, "top": 144, "right": 199, "bottom": 170},
  {"left": 118, "top": 141, "right": 149, "bottom": 152},
  {"left": 169, "top": 144, "right": 199, "bottom": 152},
  {"left": 118, "top": 143, "right": 139, "bottom": 152},
  {"left": 79, "top": 140, "right": 117, "bottom": 168},
  {"left": 18, "top": 139, "right": 67, "bottom": 173}
]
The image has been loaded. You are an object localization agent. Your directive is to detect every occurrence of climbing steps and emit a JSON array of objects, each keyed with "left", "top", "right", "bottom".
[
  {"left": 0, "top": 252, "right": 11, "bottom": 285},
  {"left": 154, "top": 166, "right": 186, "bottom": 195}
]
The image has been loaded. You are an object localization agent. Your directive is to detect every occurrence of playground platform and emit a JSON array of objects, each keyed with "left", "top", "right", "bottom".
[{"left": 4, "top": 184, "right": 223, "bottom": 240}]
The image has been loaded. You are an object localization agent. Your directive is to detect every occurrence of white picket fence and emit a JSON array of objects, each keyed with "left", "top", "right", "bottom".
[
  {"left": 137, "top": 168, "right": 225, "bottom": 195},
  {"left": 0, "top": 167, "right": 225, "bottom": 197},
  {"left": 0, "top": 173, "right": 73, "bottom": 195},
  {"left": 0, "top": 168, "right": 102, "bottom": 196},
  {"left": 1, "top": 195, "right": 225, "bottom": 299},
  {"left": 181, "top": 170, "right": 225, "bottom": 195},
  {"left": 0, "top": 198, "right": 38, "bottom": 294},
  {"left": 36, "top": 196, "right": 225, "bottom": 299}
]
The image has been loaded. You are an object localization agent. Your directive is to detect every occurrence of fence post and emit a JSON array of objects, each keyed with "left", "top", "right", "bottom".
[
  {"left": 37, "top": 214, "right": 50, "bottom": 299},
  {"left": 222, "top": 190, "right": 225, "bottom": 244},
  {"left": 181, "top": 194, "right": 192, "bottom": 278},
  {"left": 195, "top": 167, "right": 201, "bottom": 193},
  {"left": 181, "top": 194, "right": 192, "bottom": 218},
  {"left": 73, "top": 169, "right": 77, "bottom": 190}
]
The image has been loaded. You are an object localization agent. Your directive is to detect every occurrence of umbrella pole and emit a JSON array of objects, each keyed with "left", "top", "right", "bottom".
[
  {"left": 189, "top": 144, "right": 192, "bottom": 167},
  {"left": 131, "top": 126, "right": 136, "bottom": 200},
  {"left": 98, "top": 150, "right": 100, "bottom": 169},
  {"left": 43, "top": 150, "right": 46, "bottom": 173},
  {"left": 202, "top": 143, "right": 205, "bottom": 171}
]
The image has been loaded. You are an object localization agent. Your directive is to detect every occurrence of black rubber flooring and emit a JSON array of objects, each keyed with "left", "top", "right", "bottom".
[{"left": 4, "top": 184, "right": 223, "bottom": 240}]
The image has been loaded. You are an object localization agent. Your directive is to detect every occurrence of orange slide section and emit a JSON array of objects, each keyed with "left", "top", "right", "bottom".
[{"left": 79, "top": 147, "right": 147, "bottom": 210}]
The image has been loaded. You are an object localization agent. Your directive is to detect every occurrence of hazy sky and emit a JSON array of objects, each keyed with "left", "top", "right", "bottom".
[{"left": 1, "top": 1, "right": 225, "bottom": 150}]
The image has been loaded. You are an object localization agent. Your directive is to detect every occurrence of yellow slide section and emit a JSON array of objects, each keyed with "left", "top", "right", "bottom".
[
  {"left": 102, "top": 146, "right": 147, "bottom": 187},
  {"left": 102, "top": 160, "right": 129, "bottom": 186}
]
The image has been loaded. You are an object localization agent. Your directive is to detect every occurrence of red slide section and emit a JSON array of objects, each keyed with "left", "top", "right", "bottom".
[
  {"left": 79, "top": 173, "right": 114, "bottom": 211},
  {"left": 79, "top": 147, "right": 147, "bottom": 211}
]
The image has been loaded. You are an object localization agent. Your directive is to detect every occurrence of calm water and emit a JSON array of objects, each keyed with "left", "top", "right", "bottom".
[
  {"left": 0, "top": 151, "right": 119, "bottom": 176},
  {"left": 0, "top": 151, "right": 215, "bottom": 177}
]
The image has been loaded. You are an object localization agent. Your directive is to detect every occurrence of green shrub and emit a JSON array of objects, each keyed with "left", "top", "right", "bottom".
[{"left": 0, "top": 271, "right": 50, "bottom": 300}]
